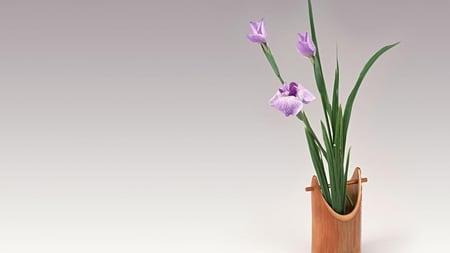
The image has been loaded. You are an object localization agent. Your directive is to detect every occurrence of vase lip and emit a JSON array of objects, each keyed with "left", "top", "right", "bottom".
[{"left": 311, "top": 167, "right": 363, "bottom": 221}]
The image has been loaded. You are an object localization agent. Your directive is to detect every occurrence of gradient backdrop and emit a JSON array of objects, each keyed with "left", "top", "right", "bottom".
[{"left": 0, "top": 0, "right": 449, "bottom": 252}]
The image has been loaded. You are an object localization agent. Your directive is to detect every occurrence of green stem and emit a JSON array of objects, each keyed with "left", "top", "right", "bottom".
[
  {"left": 297, "top": 112, "right": 326, "bottom": 155},
  {"left": 261, "top": 43, "right": 285, "bottom": 84}
]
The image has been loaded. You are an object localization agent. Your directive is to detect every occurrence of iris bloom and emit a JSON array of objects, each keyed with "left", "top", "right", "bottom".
[
  {"left": 297, "top": 32, "right": 316, "bottom": 58},
  {"left": 269, "top": 82, "right": 316, "bottom": 117},
  {"left": 247, "top": 18, "right": 267, "bottom": 44}
]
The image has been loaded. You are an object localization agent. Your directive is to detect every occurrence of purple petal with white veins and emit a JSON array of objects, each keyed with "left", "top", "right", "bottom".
[
  {"left": 299, "top": 88, "right": 316, "bottom": 104},
  {"left": 269, "top": 92, "right": 281, "bottom": 105},
  {"left": 270, "top": 94, "right": 303, "bottom": 117},
  {"left": 278, "top": 83, "right": 290, "bottom": 94}
]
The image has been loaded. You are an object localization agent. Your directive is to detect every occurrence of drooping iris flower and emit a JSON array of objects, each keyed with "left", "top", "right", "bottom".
[{"left": 269, "top": 82, "right": 316, "bottom": 117}]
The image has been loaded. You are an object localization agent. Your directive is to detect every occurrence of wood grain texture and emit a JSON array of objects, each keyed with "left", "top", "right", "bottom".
[{"left": 311, "top": 167, "right": 363, "bottom": 253}]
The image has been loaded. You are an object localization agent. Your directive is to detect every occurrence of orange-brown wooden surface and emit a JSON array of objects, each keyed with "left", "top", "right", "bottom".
[{"left": 311, "top": 168, "right": 363, "bottom": 253}]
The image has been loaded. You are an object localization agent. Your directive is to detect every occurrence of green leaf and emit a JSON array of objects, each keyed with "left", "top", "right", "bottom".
[
  {"left": 305, "top": 128, "right": 331, "bottom": 203},
  {"left": 297, "top": 112, "right": 326, "bottom": 155},
  {"left": 343, "top": 42, "right": 399, "bottom": 147},
  {"left": 307, "top": 0, "right": 331, "bottom": 116},
  {"left": 331, "top": 52, "right": 340, "bottom": 139},
  {"left": 320, "top": 121, "right": 337, "bottom": 208},
  {"left": 334, "top": 106, "right": 346, "bottom": 213},
  {"left": 344, "top": 146, "right": 354, "bottom": 209},
  {"left": 320, "top": 121, "right": 333, "bottom": 175},
  {"left": 307, "top": 0, "right": 333, "bottom": 146},
  {"left": 320, "top": 121, "right": 332, "bottom": 157},
  {"left": 313, "top": 60, "right": 331, "bottom": 114},
  {"left": 333, "top": 106, "right": 343, "bottom": 164},
  {"left": 344, "top": 147, "right": 351, "bottom": 182}
]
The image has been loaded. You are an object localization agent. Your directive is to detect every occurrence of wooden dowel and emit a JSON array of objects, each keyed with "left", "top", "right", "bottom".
[{"left": 305, "top": 177, "right": 368, "bottom": 192}]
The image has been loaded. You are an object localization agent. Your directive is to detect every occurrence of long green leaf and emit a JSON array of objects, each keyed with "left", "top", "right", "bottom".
[
  {"left": 305, "top": 128, "right": 331, "bottom": 203},
  {"left": 331, "top": 52, "right": 340, "bottom": 139},
  {"left": 334, "top": 106, "right": 345, "bottom": 213},
  {"left": 307, "top": 0, "right": 331, "bottom": 116},
  {"left": 297, "top": 112, "right": 326, "bottom": 155},
  {"left": 313, "top": 61, "right": 331, "bottom": 114},
  {"left": 344, "top": 147, "right": 351, "bottom": 183},
  {"left": 344, "top": 147, "right": 353, "bottom": 209},
  {"left": 320, "top": 121, "right": 333, "bottom": 197},
  {"left": 320, "top": 121, "right": 332, "bottom": 159},
  {"left": 343, "top": 42, "right": 399, "bottom": 147},
  {"left": 320, "top": 121, "right": 337, "bottom": 209}
]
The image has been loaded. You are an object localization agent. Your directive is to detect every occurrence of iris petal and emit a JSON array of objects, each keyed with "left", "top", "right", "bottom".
[
  {"left": 299, "top": 88, "right": 316, "bottom": 104},
  {"left": 247, "top": 18, "right": 266, "bottom": 44},
  {"left": 270, "top": 95, "right": 304, "bottom": 117},
  {"left": 296, "top": 32, "right": 316, "bottom": 57}
]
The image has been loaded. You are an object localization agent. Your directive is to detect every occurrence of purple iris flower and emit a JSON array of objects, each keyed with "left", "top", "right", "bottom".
[
  {"left": 269, "top": 82, "right": 316, "bottom": 117},
  {"left": 247, "top": 18, "right": 267, "bottom": 44},
  {"left": 297, "top": 32, "right": 316, "bottom": 58}
]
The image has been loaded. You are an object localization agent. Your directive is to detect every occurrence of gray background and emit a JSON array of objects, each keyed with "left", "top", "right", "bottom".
[{"left": 0, "top": 0, "right": 448, "bottom": 252}]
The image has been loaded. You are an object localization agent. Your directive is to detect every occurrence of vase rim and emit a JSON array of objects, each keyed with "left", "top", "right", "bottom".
[{"left": 311, "top": 167, "right": 363, "bottom": 221}]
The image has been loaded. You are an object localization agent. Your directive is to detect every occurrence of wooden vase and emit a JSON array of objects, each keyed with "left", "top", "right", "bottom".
[{"left": 310, "top": 167, "right": 363, "bottom": 253}]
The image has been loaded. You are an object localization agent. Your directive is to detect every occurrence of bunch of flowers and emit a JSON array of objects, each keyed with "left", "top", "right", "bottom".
[{"left": 247, "top": 0, "right": 397, "bottom": 214}]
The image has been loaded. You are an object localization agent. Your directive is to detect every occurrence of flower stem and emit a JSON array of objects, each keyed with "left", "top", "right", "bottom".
[{"left": 261, "top": 43, "right": 285, "bottom": 84}]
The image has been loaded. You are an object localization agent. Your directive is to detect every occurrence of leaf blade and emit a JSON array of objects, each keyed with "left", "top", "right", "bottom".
[{"left": 343, "top": 42, "right": 399, "bottom": 147}]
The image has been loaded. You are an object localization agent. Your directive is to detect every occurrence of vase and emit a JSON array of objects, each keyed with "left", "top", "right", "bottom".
[{"left": 310, "top": 167, "right": 363, "bottom": 253}]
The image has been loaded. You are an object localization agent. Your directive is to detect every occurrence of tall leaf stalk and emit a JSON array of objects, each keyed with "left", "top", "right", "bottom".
[
  {"left": 255, "top": 0, "right": 398, "bottom": 214},
  {"left": 300, "top": 0, "right": 398, "bottom": 213}
]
